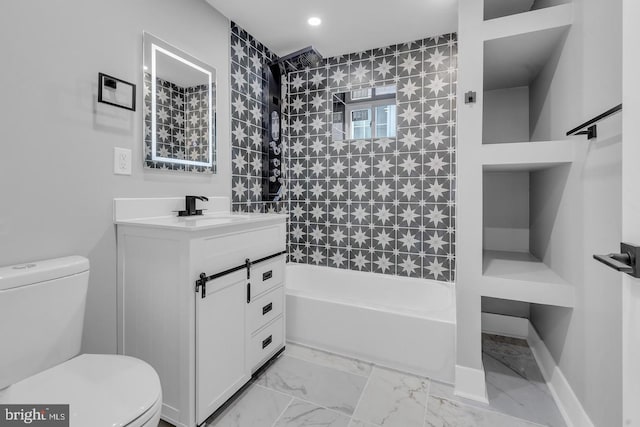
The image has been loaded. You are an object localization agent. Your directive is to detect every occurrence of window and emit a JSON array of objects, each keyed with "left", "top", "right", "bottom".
[
  {"left": 375, "top": 104, "right": 397, "bottom": 138},
  {"left": 351, "top": 109, "right": 372, "bottom": 139},
  {"left": 346, "top": 102, "right": 396, "bottom": 139},
  {"left": 375, "top": 85, "right": 396, "bottom": 96},
  {"left": 351, "top": 88, "right": 372, "bottom": 100},
  {"left": 332, "top": 86, "right": 397, "bottom": 141}
]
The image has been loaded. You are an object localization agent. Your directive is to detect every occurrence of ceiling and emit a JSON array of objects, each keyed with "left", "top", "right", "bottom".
[{"left": 205, "top": 0, "right": 459, "bottom": 58}]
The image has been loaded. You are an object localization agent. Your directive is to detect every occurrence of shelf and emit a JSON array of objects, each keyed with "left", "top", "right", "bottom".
[
  {"left": 484, "top": 0, "right": 534, "bottom": 21},
  {"left": 483, "top": 3, "right": 573, "bottom": 42},
  {"left": 481, "top": 140, "right": 576, "bottom": 171},
  {"left": 484, "top": 0, "right": 570, "bottom": 21},
  {"left": 480, "top": 250, "right": 575, "bottom": 307},
  {"left": 483, "top": 4, "right": 573, "bottom": 90}
]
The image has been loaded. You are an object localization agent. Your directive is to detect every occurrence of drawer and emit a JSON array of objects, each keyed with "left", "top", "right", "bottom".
[
  {"left": 248, "top": 316, "right": 284, "bottom": 371},
  {"left": 194, "top": 223, "right": 286, "bottom": 274},
  {"left": 249, "top": 255, "right": 285, "bottom": 299},
  {"left": 249, "top": 286, "right": 284, "bottom": 334}
]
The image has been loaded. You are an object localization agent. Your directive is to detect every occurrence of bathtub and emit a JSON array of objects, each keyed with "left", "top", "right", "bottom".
[{"left": 285, "top": 264, "right": 456, "bottom": 383}]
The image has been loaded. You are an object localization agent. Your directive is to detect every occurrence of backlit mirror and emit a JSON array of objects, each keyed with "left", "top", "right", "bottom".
[
  {"left": 143, "top": 32, "right": 216, "bottom": 173},
  {"left": 332, "top": 86, "right": 397, "bottom": 141}
]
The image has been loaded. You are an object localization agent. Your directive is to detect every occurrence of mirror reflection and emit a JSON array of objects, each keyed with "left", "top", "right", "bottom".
[
  {"left": 143, "top": 32, "right": 217, "bottom": 173},
  {"left": 332, "top": 86, "right": 397, "bottom": 141}
]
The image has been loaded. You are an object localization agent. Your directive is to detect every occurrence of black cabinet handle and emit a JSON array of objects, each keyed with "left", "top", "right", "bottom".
[
  {"left": 247, "top": 282, "right": 251, "bottom": 303},
  {"left": 262, "top": 335, "right": 272, "bottom": 349},
  {"left": 263, "top": 270, "right": 273, "bottom": 281},
  {"left": 262, "top": 302, "right": 273, "bottom": 315}
]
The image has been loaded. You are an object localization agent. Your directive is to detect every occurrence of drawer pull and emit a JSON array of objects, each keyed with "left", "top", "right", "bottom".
[
  {"left": 262, "top": 270, "right": 273, "bottom": 281},
  {"left": 262, "top": 335, "right": 272, "bottom": 349},
  {"left": 262, "top": 302, "right": 273, "bottom": 315}
]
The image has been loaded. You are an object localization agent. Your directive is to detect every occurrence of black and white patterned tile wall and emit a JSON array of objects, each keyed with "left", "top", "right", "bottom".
[
  {"left": 143, "top": 74, "right": 215, "bottom": 173},
  {"left": 285, "top": 35, "right": 457, "bottom": 281},
  {"left": 230, "top": 22, "right": 288, "bottom": 214}
]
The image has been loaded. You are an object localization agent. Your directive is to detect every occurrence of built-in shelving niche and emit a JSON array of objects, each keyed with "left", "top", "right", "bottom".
[
  {"left": 484, "top": 0, "right": 571, "bottom": 21},
  {"left": 481, "top": 163, "right": 575, "bottom": 308},
  {"left": 482, "top": 3, "right": 572, "bottom": 144}
]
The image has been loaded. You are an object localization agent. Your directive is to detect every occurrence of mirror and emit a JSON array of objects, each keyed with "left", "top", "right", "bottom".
[
  {"left": 143, "top": 32, "right": 216, "bottom": 173},
  {"left": 332, "top": 86, "right": 397, "bottom": 141}
]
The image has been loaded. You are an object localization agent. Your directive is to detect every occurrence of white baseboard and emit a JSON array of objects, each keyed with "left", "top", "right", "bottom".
[
  {"left": 527, "top": 324, "right": 594, "bottom": 427},
  {"left": 454, "top": 364, "right": 489, "bottom": 403},
  {"left": 481, "top": 313, "right": 594, "bottom": 427},
  {"left": 481, "top": 312, "right": 529, "bottom": 338}
]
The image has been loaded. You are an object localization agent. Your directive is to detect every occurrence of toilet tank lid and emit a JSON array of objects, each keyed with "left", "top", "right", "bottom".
[{"left": 0, "top": 256, "right": 89, "bottom": 291}]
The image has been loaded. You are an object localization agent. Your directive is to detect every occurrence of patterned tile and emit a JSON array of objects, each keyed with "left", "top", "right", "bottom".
[
  {"left": 228, "top": 23, "right": 457, "bottom": 281},
  {"left": 281, "top": 35, "right": 457, "bottom": 281},
  {"left": 230, "top": 22, "right": 284, "bottom": 213}
]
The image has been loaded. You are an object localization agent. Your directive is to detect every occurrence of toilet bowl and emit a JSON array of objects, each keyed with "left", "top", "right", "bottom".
[
  {"left": 0, "top": 354, "right": 162, "bottom": 427},
  {"left": 0, "top": 256, "right": 162, "bottom": 427}
]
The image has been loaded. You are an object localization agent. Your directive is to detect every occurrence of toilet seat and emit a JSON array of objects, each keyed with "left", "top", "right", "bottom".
[{"left": 0, "top": 354, "right": 162, "bottom": 427}]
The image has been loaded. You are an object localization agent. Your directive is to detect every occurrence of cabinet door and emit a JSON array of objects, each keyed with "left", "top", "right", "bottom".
[{"left": 196, "top": 269, "right": 249, "bottom": 425}]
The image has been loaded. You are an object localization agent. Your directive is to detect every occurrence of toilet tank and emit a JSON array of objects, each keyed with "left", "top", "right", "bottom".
[{"left": 0, "top": 256, "right": 89, "bottom": 389}]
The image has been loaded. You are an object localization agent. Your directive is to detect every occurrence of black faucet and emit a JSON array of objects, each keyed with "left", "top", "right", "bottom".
[{"left": 178, "top": 196, "right": 208, "bottom": 217}]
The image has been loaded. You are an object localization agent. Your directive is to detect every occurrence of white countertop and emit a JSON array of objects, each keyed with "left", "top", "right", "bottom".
[{"left": 115, "top": 212, "right": 287, "bottom": 231}]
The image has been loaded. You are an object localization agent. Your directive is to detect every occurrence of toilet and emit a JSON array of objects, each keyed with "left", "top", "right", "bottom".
[{"left": 0, "top": 256, "right": 162, "bottom": 427}]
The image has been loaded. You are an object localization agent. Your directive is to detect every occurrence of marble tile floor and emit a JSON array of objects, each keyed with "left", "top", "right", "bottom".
[
  {"left": 482, "top": 334, "right": 566, "bottom": 427},
  {"left": 159, "top": 338, "right": 565, "bottom": 427}
]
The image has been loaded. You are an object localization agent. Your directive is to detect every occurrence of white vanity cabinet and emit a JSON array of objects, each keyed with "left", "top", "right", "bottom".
[
  {"left": 115, "top": 205, "right": 287, "bottom": 427},
  {"left": 196, "top": 269, "right": 249, "bottom": 423}
]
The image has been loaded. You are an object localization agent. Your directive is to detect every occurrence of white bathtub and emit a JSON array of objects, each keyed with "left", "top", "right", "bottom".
[{"left": 285, "top": 264, "right": 456, "bottom": 383}]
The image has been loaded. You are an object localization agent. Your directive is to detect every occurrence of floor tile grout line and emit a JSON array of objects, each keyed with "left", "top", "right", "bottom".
[
  {"left": 348, "top": 365, "right": 376, "bottom": 425},
  {"left": 254, "top": 382, "right": 363, "bottom": 421},
  {"left": 283, "top": 351, "right": 372, "bottom": 379},
  {"left": 269, "top": 395, "right": 295, "bottom": 427},
  {"left": 422, "top": 377, "right": 432, "bottom": 427},
  {"left": 483, "top": 336, "right": 566, "bottom": 426},
  {"left": 268, "top": 342, "right": 550, "bottom": 427},
  {"left": 428, "top": 393, "right": 548, "bottom": 427},
  {"left": 284, "top": 343, "right": 373, "bottom": 378}
]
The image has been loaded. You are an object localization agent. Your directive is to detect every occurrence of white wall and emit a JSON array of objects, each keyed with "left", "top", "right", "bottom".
[
  {"left": 483, "top": 171, "right": 530, "bottom": 252},
  {"left": 482, "top": 171, "right": 531, "bottom": 319},
  {"left": 482, "top": 297, "right": 530, "bottom": 318},
  {"left": 483, "top": 87, "right": 530, "bottom": 144},
  {"left": 0, "top": 0, "right": 231, "bottom": 354},
  {"left": 528, "top": 0, "right": 623, "bottom": 425}
]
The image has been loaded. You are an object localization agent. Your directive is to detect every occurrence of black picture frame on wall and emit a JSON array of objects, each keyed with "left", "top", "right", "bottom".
[{"left": 98, "top": 72, "right": 136, "bottom": 111}]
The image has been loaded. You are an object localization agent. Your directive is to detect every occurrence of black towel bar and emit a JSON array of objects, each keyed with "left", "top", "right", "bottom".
[{"left": 566, "top": 104, "right": 622, "bottom": 139}]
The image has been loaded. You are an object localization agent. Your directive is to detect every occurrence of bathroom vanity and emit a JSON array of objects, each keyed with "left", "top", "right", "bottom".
[{"left": 114, "top": 197, "right": 287, "bottom": 427}]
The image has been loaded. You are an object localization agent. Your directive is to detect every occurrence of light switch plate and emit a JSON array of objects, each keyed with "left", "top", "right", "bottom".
[{"left": 114, "top": 147, "right": 132, "bottom": 175}]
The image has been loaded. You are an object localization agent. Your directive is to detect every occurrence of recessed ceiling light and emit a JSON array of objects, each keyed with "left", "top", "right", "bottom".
[{"left": 307, "top": 17, "right": 322, "bottom": 26}]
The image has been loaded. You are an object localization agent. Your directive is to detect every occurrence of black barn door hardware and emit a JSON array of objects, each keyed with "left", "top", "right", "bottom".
[
  {"left": 593, "top": 243, "right": 640, "bottom": 278},
  {"left": 566, "top": 104, "right": 622, "bottom": 140},
  {"left": 195, "top": 250, "right": 286, "bottom": 298}
]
